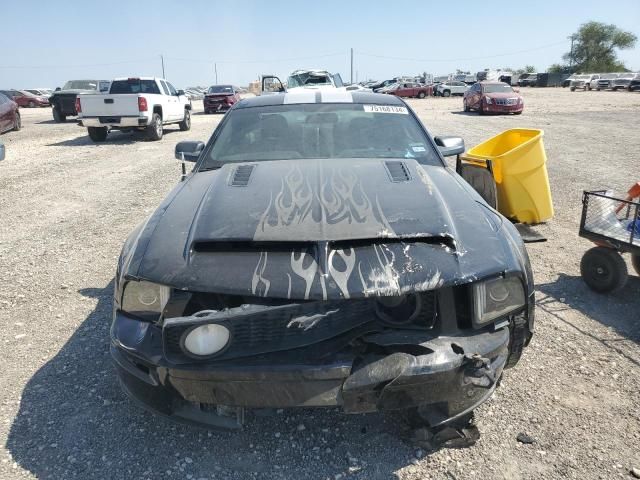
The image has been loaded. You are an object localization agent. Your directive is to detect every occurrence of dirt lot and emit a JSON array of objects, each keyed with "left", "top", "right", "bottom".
[{"left": 0, "top": 88, "right": 639, "bottom": 480}]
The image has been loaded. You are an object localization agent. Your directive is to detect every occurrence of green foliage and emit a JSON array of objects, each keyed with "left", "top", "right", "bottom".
[
  {"left": 548, "top": 63, "right": 570, "bottom": 73},
  {"left": 563, "top": 21, "right": 636, "bottom": 72},
  {"left": 514, "top": 65, "right": 537, "bottom": 75}
]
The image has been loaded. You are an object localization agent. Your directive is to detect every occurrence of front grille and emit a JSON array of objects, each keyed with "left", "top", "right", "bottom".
[
  {"left": 163, "top": 292, "right": 437, "bottom": 363},
  {"left": 494, "top": 98, "right": 518, "bottom": 106}
]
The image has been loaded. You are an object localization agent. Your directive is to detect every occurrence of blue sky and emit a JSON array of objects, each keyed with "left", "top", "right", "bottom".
[{"left": 1, "top": 0, "right": 639, "bottom": 89}]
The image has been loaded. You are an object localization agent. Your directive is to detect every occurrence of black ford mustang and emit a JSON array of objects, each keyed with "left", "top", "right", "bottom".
[{"left": 111, "top": 91, "right": 534, "bottom": 428}]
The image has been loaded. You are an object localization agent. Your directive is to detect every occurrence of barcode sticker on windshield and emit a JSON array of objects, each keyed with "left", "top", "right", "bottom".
[{"left": 363, "top": 105, "right": 408, "bottom": 114}]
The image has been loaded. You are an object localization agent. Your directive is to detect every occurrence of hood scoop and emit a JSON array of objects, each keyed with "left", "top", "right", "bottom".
[
  {"left": 384, "top": 161, "right": 411, "bottom": 182},
  {"left": 230, "top": 164, "right": 256, "bottom": 187}
]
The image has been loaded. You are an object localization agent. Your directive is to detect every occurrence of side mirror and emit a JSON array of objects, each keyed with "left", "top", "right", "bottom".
[
  {"left": 175, "top": 141, "right": 205, "bottom": 162},
  {"left": 0, "top": 143, "right": 5, "bottom": 161},
  {"left": 434, "top": 136, "right": 465, "bottom": 157},
  {"left": 177, "top": 89, "right": 185, "bottom": 96}
]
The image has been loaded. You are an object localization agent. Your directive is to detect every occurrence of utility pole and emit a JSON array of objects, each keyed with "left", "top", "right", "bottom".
[
  {"left": 161, "top": 55, "right": 165, "bottom": 78},
  {"left": 568, "top": 35, "right": 576, "bottom": 72},
  {"left": 214, "top": 62, "right": 218, "bottom": 84},
  {"left": 350, "top": 48, "right": 354, "bottom": 84}
]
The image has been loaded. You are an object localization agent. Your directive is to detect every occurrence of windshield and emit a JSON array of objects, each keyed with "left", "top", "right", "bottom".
[
  {"left": 602, "top": 74, "right": 618, "bottom": 79},
  {"left": 62, "top": 80, "right": 98, "bottom": 90},
  {"left": 109, "top": 79, "right": 160, "bottom": 94},
  {"left": 483, "top": 83, "right": 514, "bottom": 93},
  {"left": 287, "top": 72, "right": 333, "bottom": 88},
  {"left": 201, "top": 103, "right": 440, "bottom": 169},
  {"left": 574, "top": 75, "right": 591, "bottom": 80},
  {"left": 208, "top": 85, "right": 233, "bottom": 94}
]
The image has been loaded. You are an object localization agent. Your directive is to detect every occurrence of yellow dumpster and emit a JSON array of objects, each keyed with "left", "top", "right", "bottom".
[{"left": 462, "top": 128, "right": 553, "bottom": 224}]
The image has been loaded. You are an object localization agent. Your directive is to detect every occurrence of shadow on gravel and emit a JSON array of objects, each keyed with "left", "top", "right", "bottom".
[
  {"left": 449, "top": 111, "right": 477, "bottom": 116},
  {"left": 537, "top": 273, "right": 640, "bottom": 365},
  {"left": 7, "top": 281, "right": 425, "bottom": 479},
  {"left": 35, "top": 119, "right": 61, "bottom": 125},
  {"left": 47, "top": 129, "right": 183, "bottom": 147}
]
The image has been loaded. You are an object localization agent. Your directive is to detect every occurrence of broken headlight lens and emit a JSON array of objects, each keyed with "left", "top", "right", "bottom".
[
  {"left": 473, "top": 277, "right": 525, "bottom": 326},
  {"left": 121, "top": 280, "right": 170, "bottom": 321}
]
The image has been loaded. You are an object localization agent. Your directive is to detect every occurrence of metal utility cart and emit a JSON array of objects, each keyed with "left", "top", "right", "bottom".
[{"left": 579, "top": 184, "right": 640, "bottom": 293}]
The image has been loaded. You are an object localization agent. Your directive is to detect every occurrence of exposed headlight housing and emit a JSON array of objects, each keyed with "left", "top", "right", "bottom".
[
  {"left": 485, "top": 97, "right": 493, "bottom": 104},
  {"left": 121, "top": 280, "right": 170, "bottom": 321},
  {"left": 473, "top": 276, "right": 525, "bottom": 326},
  {"left": 183, "top": 324, "right": 230, "bottom": 357}
]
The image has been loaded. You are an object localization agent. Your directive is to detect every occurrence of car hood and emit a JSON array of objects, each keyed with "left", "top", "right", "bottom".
[
  {"left": 124, "top": 158, "right": 525, "bottom": 300},
  {"left": 485, "top": 92, "right": 519, "bottom": 99}
]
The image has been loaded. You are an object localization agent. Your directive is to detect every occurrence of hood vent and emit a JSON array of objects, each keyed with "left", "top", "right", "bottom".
[
  {"left": 230, "top": 164, "right": 255, "bottom": 187},
  {"left": 385, "top": 161, "right": 411, "bottom": 182}
]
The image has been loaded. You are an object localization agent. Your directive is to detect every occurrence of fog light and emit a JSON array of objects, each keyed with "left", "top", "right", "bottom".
[{"left": 183, "top": 324, "right": 230, "bottom": 357}]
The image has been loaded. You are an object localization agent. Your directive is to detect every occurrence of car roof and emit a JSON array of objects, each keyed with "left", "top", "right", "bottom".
[{"left": 235, "top": 91, "right": 405, "bottom": 108}]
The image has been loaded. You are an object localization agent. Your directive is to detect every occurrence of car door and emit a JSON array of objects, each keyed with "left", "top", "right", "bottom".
[
  {"left": 164, "top": 81, "right": 182, "bottom": 121},
  {"left": 0, "top": 94, "right": 8, "bottom": 131}
]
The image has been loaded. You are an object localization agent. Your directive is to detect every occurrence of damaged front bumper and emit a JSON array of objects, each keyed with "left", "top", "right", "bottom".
[{"left": 111, "top": 307, "right": 510, "bottom": 428}]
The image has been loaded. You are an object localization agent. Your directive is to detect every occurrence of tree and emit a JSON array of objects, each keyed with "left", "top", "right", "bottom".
[
  {"left": 548, "top": 63, "right": 570, "bottom": 74},
  {"left": 563, "top": 21, "right": 636, "bottom": 72},
  {"left": 515, "top": 65, "right": 537, "bottom": 75}
]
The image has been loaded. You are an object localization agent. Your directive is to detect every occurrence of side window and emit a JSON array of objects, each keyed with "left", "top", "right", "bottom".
[
  {"left": 333, "top": 74, "right": 344, "bottom": 88},
  {"left": 160, "top": 80, "right": 170, "bottom": 95},
  {"left": 0, "top": 94, "right": 5, "bottom": 104},
  {"left": 99, "top": 81, "right": 110, "bottom": 92},
  {"left": 166, "top": 82, "right": 178, "bottom": 96}
]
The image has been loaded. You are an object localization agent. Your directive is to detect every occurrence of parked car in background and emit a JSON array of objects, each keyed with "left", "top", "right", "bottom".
[
  {"left": 463, "top": 82, "right": 523, "bottom": 115},
  {"left": 385, "top": 82, "right": 433, "bottom": 98},
  {"left": 370, "top": 79, "right": 395, "bottom": 92},
  {"left": 570, "top": 74, "right": 599, "bottom": 91},
  {"left": 0, "top": 92, "right": 20, "bottom": 133},
  {"left": 0, "top": 90, "right": 49, "bottom": 108},
  {"left": 49, "top": 79, "right": 111, "bottom": 122},
  {"left": 25, "top": 88, "right": 53, "bottom": 97},
  {"left": 611, "top": 73, "right": 637, "bottom": 91},
  {"left": 203, "top": 85, "right": 242, "bottom": 113},
  {"left": 595, "top": 73, "right": 619, "bottom": 91},
  {"left": 628, "top": 74, "right": 640, "bottom": 92},
  {"left": 77, "top": 77, "right": 191, "bottom": 142},
  {"left": 562, "top": 74, "right": 577, "bottom": 87},
  {"left": 435, "top": 81, "right": 468, "bottom": 97},
  {"left": 517, "top": 74, "right": 533, "bottom": 87}
]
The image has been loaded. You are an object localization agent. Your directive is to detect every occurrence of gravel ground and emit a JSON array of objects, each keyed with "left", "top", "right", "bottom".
[{"left": 0, "top": 88, "right": 639, "bottom": 480}]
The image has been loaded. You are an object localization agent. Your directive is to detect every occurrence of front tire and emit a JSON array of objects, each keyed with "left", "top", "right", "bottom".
[
  {"left": 570, "top": 87, "right": 576, "bottom": 91},
  {"left": 52, "top": 107, "right": 66, "bottom": 123},
  {"left": 87, "top": 126, "right": 108, "bottom": 142},
  {"left": 580, "top": 247, "right": 628, "bottom": 293},
  {"left": 13, "top": 112, "right": 21, "bottom": 131},
  {"left": 178, "top": 109, "right": 191, "bottom": 131},
  {"left": 28, "top": 101, "right": 35, "bottom": 108},
  {"left": 463, "top": 100, "right": 470, "bottom": 112},
  {"left": 459, "top": 164, "right": 497, "bottom": 209},
  {"left": 146, "top": 113, "right": 163, "bottom": 141},
  {"left": 443, "top": 90, "right": 451, "bottom": 97},
  {"left": 418, "top": 91, "right": 426, "bottom": 99}
]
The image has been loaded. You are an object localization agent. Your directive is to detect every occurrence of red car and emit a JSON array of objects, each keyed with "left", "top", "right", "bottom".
[
  {"left": 0, "top": 89, "right": 49, "bottom": 108},
  {"left": 463, "top": 82, "right": 523, "bottom": 115},
  {"left": 203, "top": 85, "right": 241, "bottom": 114},
  {"left": 386, "top": 82, "right": 433, "bottom": 98},
  {"left": 0, "top": 93, "right": 21, "bottom": 134}
]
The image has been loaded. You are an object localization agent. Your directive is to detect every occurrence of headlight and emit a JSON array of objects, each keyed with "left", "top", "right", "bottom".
[
  {"left": 485, "top": 97, "right": 492, "bottom": 104},
  {"left": 121, "top": 280, "right": 170, "bottom": 321},
  {"left": 183, "top": 324, "right": 230, "bottom": 357},
  {"left": 473, "top": 277, "right": 525, "bottom": 325}
]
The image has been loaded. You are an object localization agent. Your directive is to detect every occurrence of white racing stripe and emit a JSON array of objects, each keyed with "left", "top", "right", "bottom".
[
  {"left": 320, "top": 90, "right": 353, "bottom": 103},
  {"left": 283, "top": 90, "right": 317, "bottom": 104}
]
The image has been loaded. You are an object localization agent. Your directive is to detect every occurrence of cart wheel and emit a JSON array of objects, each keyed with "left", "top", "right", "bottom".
[
  {"left": 459, "top": 164, "right": 498, "bottom": 210},
  {"left": 632, "top": 254, "right": 640, "bottom": 276},
  {"left": 580, "top": 247, "right": 628, "bottom": 293}
]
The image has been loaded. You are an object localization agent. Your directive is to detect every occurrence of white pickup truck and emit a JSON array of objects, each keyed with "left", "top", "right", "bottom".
[{"left": 76, "top": 77, "right": 192, "bottom": 142}]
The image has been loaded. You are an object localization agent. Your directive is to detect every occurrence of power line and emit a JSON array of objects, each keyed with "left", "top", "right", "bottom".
[
  {"left": 356, "top": 40, "right": 568, "bottom": 63},
  {"left": 0, "top": 59, "right": 154, "bottom": 69},
  {"left": 164, "top": 52, "right": 344, "bottom": 65}
]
